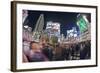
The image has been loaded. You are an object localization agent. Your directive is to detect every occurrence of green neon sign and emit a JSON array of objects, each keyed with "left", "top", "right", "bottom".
[{"left": 77, "top": 15, "right": 88, "bottom": 33}]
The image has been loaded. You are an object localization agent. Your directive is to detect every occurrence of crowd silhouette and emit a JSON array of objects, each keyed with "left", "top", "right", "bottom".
[{"left": 23, "top": 32, "right": 91, "bottom": 62}]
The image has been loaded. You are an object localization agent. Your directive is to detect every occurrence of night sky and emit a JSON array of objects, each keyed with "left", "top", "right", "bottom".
[{"left": 23, "top": 10, "right": 90, "bottom": 36}]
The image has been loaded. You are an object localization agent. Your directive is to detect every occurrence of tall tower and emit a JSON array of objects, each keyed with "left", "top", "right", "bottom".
[
  {"left": 32, "top": 14, "right": 45, "bottom": 42},
  {"left": 34, "top": 14, "right": 44, "bottom": 32}
]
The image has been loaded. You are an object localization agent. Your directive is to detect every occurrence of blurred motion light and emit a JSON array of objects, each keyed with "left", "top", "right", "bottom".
[{"left": 24, "top": 25, "right": 28, "bottom": 28}]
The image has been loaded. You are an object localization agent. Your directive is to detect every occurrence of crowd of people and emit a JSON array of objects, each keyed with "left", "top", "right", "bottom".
[{"left": 23, "top": 33, "right": 91, "bottom": 62}]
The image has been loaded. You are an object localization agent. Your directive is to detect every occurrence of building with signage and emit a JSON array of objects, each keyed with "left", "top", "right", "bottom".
[{"left": 77, "top": 14, "right": 91, "bottom": 42}]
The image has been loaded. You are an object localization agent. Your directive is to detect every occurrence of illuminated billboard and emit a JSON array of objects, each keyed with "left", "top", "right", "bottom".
[{"left": 77, "top": 14, "right": 89, "bottom": 33}]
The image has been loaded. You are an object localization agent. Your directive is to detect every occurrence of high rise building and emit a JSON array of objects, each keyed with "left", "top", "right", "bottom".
[
  {"left": 46, "top": 21, "right": 60, "bottom": 37},
  {"left": 77, "top": 14, "right": 91, "bottom": 42},
  {"left": 45, "top": 21, "right": 61, "bottom": 42},
  {"left": 22, "top": 10, "right": 28, "bottom": 24},
  {"left": 67, "top": 27, "right": 78, "bottom": 38},
  {"left": 34, "top": 14, "right": 44, "bottom": 32},
  {"left": 32, "top": 14, "right": 45, "bottom": 42}
]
